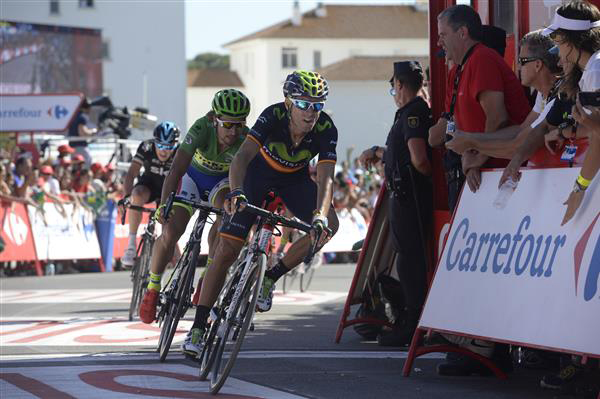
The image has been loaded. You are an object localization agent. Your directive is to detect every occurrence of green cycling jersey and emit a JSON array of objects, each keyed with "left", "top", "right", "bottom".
[{"left": 180, "top": 116, "right": 247, "bottom": 176}]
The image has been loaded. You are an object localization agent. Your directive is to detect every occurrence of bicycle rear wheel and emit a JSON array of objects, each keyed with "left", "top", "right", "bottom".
[
  {"left": 158, "top": 245, "right": 197, "bottom": 362},
  {"left": 209, "top": 253, "right": 265, "bottom": 394}
]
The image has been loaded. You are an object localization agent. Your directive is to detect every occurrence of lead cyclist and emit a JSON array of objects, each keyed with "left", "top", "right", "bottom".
[
  {"left": 137, "top": 89, "right": 251, "bottom": 350},
  {"left": 188, "top": 70, "right": 339, "bottom": 356}
]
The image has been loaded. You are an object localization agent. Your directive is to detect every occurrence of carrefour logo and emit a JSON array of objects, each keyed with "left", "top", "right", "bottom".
[
  {"left": 445, "top": 216, "right": 566, "bottom": 279},
  {"left": 0, "top": 104, "right": 69, "bottom": 120},
  {"left": 48, "top": 104, "right": 69, "bottom": 119},
  {"left": 574, "top": 212, "right": 600, "bottom": 301}
]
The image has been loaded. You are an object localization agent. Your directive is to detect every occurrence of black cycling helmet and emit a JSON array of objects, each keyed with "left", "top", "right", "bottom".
[{"left": 153, "top": 121, "right": 180, "bottom": 149}]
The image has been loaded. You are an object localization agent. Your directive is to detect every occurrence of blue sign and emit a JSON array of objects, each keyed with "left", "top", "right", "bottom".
[{"left": 95, "top": 200, "right": 117, "bottom": 272}]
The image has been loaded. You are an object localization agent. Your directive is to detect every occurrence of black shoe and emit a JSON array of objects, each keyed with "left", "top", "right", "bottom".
[
  {"left": 377, "top": 328, "right": 413, "bottom": 347},
  {"left": 437, "top": 354, "right": 494, "bottom": 377}
]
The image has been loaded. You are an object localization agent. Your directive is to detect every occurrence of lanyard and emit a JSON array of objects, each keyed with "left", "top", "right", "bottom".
[{"left": 448, "top": 44, "right": 478, "bottom": 118}]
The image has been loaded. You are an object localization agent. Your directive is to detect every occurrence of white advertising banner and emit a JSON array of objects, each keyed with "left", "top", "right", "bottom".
[
  {"left": 0, "top": 93, "right": 82, "bottom": 132},
  {"left": 28, "top": 203, "right": 101, "bottom": 260},
  {"left": 322, "top": 208, "right": 368, "bottom": 252},
  {"left": 420, "top": 168, "right": 600, "bottom": 356}
]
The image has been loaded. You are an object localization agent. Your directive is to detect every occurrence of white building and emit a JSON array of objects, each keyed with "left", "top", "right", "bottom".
[
  {"left": 1, "top": 0, "right": 187, "bottom": 131},
  {"left": 189, "top": 3, "right": 429, "bottom": 156},
  {"left": 186, "top": 69, "right": 243, "bottom": 128}
]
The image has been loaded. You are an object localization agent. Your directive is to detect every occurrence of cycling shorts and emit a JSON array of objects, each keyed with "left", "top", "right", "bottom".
[
  {"left": 220, "top": 156, "right": 318, "bottom": 242},
  {"left": 135, "top": 174, "right": 163, "bottom": 204},
  {"left": 176, "top": 166, "right": 229, "bottom": 216}
]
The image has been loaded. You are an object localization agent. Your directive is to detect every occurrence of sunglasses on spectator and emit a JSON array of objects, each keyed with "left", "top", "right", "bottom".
[
  {"left": 216, "top": 118, "right": 246, "bottom": 129},
  {"left": 290, "top": 98, "right": 325, "bottom": 112},
  {"left": 518, "top": 56, "right": 539, "bottom": 66},
  {"left": 155, "top": 142, "right": 176, "bottom": 150}
]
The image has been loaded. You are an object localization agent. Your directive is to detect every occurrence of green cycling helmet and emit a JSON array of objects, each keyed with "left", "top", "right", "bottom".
[
  {"left": 212, "top": 89, "right": 250, "bottom": 120},
  {"left": 283, "top": 70, "right": 329, "bottom": 100}
]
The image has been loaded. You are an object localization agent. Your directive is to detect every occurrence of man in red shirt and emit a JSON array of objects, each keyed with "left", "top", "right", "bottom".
[
  {"left": 437, "top": 5, "right": 530, "bottom": 196},
  {"left": 432, "top": 4, "right": 530, "bottom": 376}
]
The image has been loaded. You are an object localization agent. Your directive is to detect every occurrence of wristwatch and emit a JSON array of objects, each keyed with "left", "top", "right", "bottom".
[{"left": 573, "top": 180, "right": 587, "bottom": 193}]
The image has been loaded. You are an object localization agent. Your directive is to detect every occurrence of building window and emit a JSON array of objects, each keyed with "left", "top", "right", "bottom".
[
  {"left": 282, "top": 47, "right": 297, "bottom": 69},
  {"left": 79, "top": 0, "right": 94, "bottom": 8},
  {"left": 313, "top": 50, "right": 321, "bottom": 69},
  {"left": 50, "top": 0, "right": 59, "bottom": 14}
]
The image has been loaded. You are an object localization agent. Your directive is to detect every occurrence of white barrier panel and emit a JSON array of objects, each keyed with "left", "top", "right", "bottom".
[
  {"left": 0, "top": 93, "right": 82, "bottom": 131},
  {"left": 420, "top": 168, "right": 600, "bottom": 356},
  {"left": 28, "top": 203, "right": 102, "bottom": 260}
]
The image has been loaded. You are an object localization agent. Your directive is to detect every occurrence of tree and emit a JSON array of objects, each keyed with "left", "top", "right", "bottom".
[{"left": 187, "top": 52, "right": 230, "bottom": 69}]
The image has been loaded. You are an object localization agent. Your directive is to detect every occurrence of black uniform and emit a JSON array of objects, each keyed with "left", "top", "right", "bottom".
[
  {"left": 132, "top": 140, "right": 177, "bottom": 203},
  {"left": 384, "top": 95, "right": 433, "bottom": 317}
]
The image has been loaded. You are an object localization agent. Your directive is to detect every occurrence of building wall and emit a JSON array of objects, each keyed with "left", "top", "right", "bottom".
[
  {"left": 325, "top": 80, "right": 398, "bottom": 158},
  {"left": 227, "top": 37, "right": 428, "bottom": 122},
  {"left": 1, "top": 0, "right": 187, "bottom": 130}
]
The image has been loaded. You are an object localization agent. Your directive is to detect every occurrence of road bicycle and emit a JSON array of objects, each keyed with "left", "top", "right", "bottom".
[
  {"left": 118, "top": 200, "right": 156, "bottom": 322},
  {"left": 155, "top": 193, "right": 222, "bottom": 362},
  {"left": 198, "top": 200, "right": 330, "bottom": 394}
]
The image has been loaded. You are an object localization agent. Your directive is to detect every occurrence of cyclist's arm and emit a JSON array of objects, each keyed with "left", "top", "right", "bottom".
[
  {"left": 229, "top": 137, "right": 260, "bottom": 191},
  {"left": 314, "top": 161, "right": 335, "bottom": 218},
  {"left": 123, "top": 160, "right": 142, "bottom": 197},
  {"left": 159, "top": 147, "right": 193, "bottom": 205}
]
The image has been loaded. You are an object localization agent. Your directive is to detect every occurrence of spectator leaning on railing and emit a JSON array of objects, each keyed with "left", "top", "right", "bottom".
[
  {"left": 67, "top": 98, "right": 97, "bottom": 167},
  {"left": 444, "top": 30, "right": 567, "bottom": 164},
  {"left": 500, "top": 0, "right": 600, "bottom": 226}
]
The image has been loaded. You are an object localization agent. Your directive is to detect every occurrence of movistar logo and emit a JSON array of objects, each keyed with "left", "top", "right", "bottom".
[
  {"left": 267, "top": 142, "right": 311, "bottom": 163},
  {"left": 316, "top": 120, "right": 331, "bottom": 132},
  {"left": 274, "top": 107, "right": 286, "bottom": 120}
]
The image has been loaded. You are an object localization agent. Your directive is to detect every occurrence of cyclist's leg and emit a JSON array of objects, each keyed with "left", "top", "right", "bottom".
[
  {"left": 192, "top": 164, "right": 266, "bottom": 330},
  {"left": 140, "top": 174, "right": 195, "bottom": 324},
  {"left": 123, "top": 182, "right": 151, "bottom": 266}
]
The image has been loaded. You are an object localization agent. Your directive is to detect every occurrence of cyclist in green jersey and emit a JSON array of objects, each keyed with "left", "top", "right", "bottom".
[{"left": 139, "top": 90, "right": 251, "bottom": 350}]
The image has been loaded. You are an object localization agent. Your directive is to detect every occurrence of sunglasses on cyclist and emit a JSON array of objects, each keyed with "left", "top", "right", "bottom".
[
  {"left": 290, "top": 98, "right": 325, "bottom": 112},
  {"left": 216, "top": 118, "right": 246, "bottom": 129},
  {"left": 518, "top": 56, "right": 539, "bottom": 66},
  {"left": 155, "top": 142, "right": 176, "bottom": 150}
]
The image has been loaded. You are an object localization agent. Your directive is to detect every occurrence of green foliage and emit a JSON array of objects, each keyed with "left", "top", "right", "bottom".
[{"left": 187, "top": 52, "right": 230, "bottom": 69}]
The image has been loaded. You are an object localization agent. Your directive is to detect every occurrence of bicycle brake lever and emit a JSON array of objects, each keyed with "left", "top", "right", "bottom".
[{"left": 163, "top": 192, "right": 175, "bottom": 222}]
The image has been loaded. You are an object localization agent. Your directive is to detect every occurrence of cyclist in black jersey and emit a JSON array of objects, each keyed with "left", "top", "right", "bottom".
[
  {"left": 120, "top": 122, "right": 179, "bottom": 267},
  {"left": 186, "top": 70, "right": 339, "bottom": 347}
]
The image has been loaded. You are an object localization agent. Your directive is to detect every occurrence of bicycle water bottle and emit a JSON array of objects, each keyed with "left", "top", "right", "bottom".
[{"left": 493, "top": 177, "right": 518, "bottom": 210}]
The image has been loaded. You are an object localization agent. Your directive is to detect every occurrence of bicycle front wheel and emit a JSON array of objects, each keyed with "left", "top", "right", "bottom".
[
  {"left": 158, "top": 245, "right": 197, "bottom": 362},
  {"left": 209, "top": 253, "right": 266, "bottom": 394},
  {"left": 128, "top": 238, "right": 153, "bottom": 321}
]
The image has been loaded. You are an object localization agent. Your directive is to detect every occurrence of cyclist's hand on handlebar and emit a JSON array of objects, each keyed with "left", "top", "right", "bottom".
[
  {"left": 118, "top": 195, "right": 130, "bottom": 208},
  {"left": 155, "top": 203, "right": 170, "bottom": 225},
  {"left": 310, "top": 212, "right": 330, "bottom": 248},
  {"left": 224, "top": 189, "right": 247, "bottom": 215}
]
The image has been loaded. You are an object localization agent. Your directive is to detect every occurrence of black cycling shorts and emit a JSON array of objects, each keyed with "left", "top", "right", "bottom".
[
  {"left": 134, "top": 174, "right": 164, "bottom": 204},
  {"left": 220, "top": 157, "right": 318, "bottom": 242}
]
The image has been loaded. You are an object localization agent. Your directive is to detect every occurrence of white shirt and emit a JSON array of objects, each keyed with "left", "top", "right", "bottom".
[
  {"left": 579, "top": 49, "right": 600, "bottom": 91},
  {"left": 530, "top": 91, "right": 556, "bottom": 129},
  {"left": 43, "top": 177, "right": 61, "bottom": 196}
]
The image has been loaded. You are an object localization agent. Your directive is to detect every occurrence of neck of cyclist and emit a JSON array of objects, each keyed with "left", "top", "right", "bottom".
[{"left": 288, "top": 109, "right": 317, "bottom": 140}]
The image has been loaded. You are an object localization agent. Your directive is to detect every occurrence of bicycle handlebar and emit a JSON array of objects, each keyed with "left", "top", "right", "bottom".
[
  {"left": 241, "top": 203, "right": 332, "bottom": 264},
  {"left": 117, "top": 198, "right": 155, "bottom": 225},
  {"left": 163, "top": 192, "right": 224, "bottom": 222}
]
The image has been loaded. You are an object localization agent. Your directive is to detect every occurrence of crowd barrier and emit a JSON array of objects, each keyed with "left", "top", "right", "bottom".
[{"left": 1, "top": 198, "right": 366, "bottom": 275}]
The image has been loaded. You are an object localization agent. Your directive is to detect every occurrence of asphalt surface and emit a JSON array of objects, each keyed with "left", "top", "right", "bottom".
[{"left": 0, "top": 264, "right": 586, "bottom": 398}]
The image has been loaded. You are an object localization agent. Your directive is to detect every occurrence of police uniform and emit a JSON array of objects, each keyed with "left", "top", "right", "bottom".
[{"left": 383, "top": 61, "right": 433, "bottom": 327}]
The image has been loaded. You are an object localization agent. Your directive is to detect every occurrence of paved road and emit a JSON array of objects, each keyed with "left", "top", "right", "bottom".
[{"left": 0, "top": 264, "right": 572, "bottom": 398}]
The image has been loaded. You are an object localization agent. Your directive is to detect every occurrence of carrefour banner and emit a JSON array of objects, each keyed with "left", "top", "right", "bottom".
[
  {"left": 0, "top": 93, "right": 82, "bottom": 132},
  {"left": 420, "top": 167, "right": 600, "bottom": 356}
]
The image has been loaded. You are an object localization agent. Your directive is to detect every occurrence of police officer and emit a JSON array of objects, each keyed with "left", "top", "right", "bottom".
[{"left": 359, "top": 61, "right": 433, "bottom": 346}]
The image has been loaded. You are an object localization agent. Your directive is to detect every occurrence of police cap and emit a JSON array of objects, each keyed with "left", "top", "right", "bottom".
[{"left": 390, "top": 61, "right": 423, "bottom": 83}]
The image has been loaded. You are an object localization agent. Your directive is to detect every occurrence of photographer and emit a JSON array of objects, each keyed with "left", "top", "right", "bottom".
[{"left": 67, "top": 99, "right": 97, "bottom": 167}]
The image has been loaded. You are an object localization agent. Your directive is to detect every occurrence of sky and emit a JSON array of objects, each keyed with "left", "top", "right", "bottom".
[{"left": 185, "top": 0, "right": 415, "bottom": 59}]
